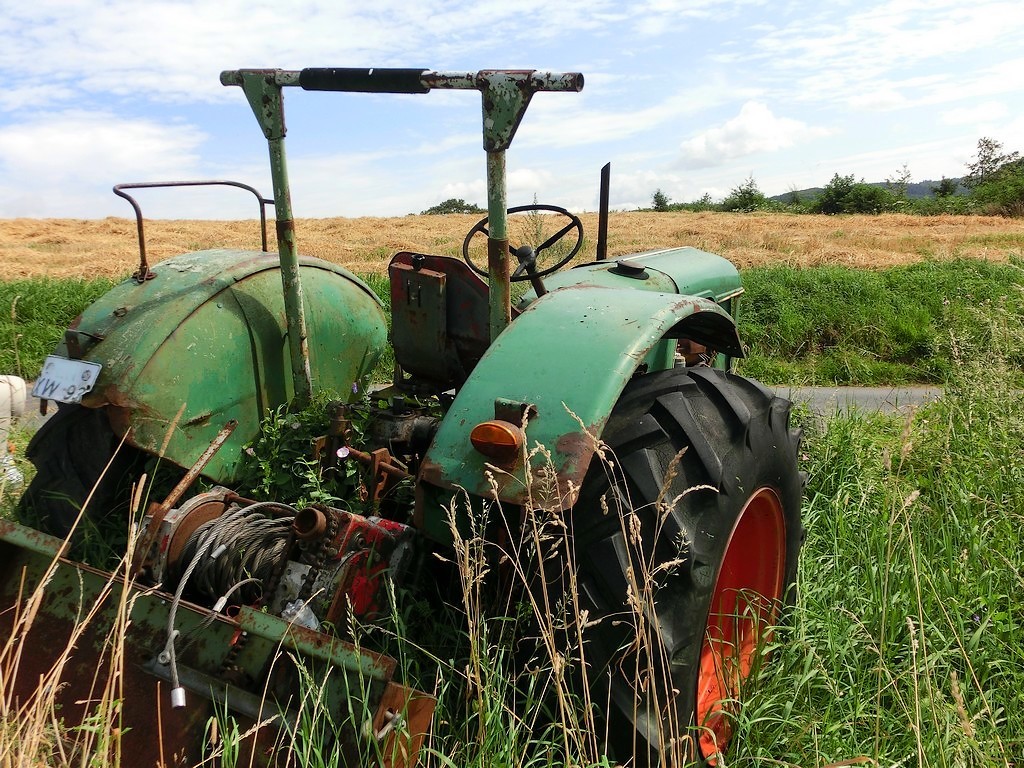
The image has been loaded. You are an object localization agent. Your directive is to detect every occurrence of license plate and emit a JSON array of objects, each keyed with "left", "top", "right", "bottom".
[{"left": 32, "top": 356, "right": 103, "bottom": 404}]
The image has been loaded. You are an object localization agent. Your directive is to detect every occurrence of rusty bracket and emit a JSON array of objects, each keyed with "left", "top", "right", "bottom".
[{"left": 347, "top": 446, "right": 409, "bottom": 503}]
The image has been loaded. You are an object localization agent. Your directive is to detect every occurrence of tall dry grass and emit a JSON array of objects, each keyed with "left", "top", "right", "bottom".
[
  {"left": 2, "top": 212, "right": 1022, "bottom": 280},
  {"left": 0, "top": 450, "right": 143, "bottom": 768}
]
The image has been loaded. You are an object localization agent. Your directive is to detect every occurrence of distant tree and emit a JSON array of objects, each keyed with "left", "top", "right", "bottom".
[
  {"left": 885, "top": 163, "right": 913, "bottom": 201},
  {"left": 692, "top": 193, "right": 715, "bottom": 211},
  {"left": 720, "top": 175, "right": 767, "bottom": 212},
  {"left": 931, "top": 177, "right": 959, "bottom": 198},
  {"left": 651, "top": 189, "right": 671, "bottom": 212},
  {"left": 421, "top": 198, "right": 485, "bottom": 215},
  {"left": 963, "top": 138, "right": 1024, "bottom": 217},
  {"left": 786, "top": 186, "right": 801, "bottom": 206},
  {"left": 814, "top": 174, "right": 855, "bottom": 214},
  {"left": 964, "top": 138, "right": 1020, "bottom": 189}
]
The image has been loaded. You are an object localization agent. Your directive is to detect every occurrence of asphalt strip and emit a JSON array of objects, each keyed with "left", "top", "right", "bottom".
[{"left": 774, "top": 385, "right": 943, "bottom": 417}]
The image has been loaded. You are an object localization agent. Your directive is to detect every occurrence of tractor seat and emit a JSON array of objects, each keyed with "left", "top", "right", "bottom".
[{"left": 388, "top": 252, "right": 492, "bottom": 390}]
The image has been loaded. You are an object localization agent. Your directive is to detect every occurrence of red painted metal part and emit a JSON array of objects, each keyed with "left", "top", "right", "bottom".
[
  {"left": 317, "top": 507, "right": 413, "bottom": 624},
  {"left": 696, "top": 487, "right": 786, "bottom": 761}
]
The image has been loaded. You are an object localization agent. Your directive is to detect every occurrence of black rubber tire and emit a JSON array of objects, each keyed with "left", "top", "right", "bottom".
[
  {"left": 16, "top": 404, "right": 142, "bottom": 540},
  {"left": 568, "top": 366, "right": 803, "bottom": 765}
]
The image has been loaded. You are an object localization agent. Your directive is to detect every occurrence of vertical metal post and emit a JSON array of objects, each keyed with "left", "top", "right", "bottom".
[
  {"left": 267, "top": 138, "right": 313, "bottom": 405},
  {"left": 597, "top": 162, "right": 611, "bottom": 261},
  {"left": 233, "top": 71, "right": 313, "bottom": 406},
  {"left": 485, "top": 151, "right": 511, "bottom": 342}
]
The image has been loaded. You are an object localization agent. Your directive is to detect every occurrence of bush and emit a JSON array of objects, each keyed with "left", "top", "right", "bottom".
[
  {"left": 720, "top": 176, "right": 768, "bottom": 212},
  {"left": 812, "top": 173, "right": 896, "bottom": 214},
  {"left": 961, "top": 137, "right": 1024, "bottom": 217},
  {"left": 907, "top": 194, "right": 976, "bottom": 216},
  {"left": 421, "top": 198, "right": 484, "bottom": 215},
  {"left": 651, "top": 188, "right": 671, "bottom": 212},
  {"left": 971, "top": 161, "right": 1024, "bottom": 217}
]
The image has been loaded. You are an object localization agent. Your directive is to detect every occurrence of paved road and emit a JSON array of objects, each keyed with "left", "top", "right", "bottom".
[{"left": 773, "top": 385, "right": 943, "bottom": 416}]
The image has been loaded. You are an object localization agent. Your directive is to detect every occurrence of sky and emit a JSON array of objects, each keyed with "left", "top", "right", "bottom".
[{"left": 1, "top": 0, "right": 1022, "bottom": 220}]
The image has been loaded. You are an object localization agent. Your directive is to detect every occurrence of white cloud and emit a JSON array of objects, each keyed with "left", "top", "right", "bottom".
[
  {"left": 0, "top": 111, "right": 205, "bottom": 217},
  {"left": 942, "top": 102, "right": 1009, "bottom": 126},
  {"left": 0, "top": 0, "right": 729, "bottom": 111},
  {"left": 1, "top": 1, "right": 1021, "bottom": 219},
  {"left": 848, "top": 88, "right": 908, "bottom": 111},
  {"left": 742, "top": 1, "right": 1024, "bottom": 110},
  {"left": 678, "top": 102, "right": 828, "bottom": 168}
]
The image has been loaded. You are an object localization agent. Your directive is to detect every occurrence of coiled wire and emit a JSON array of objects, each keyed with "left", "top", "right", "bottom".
[
  {"left": 176, "top": 500, "right": 297, "bottom": 605},
  {"left": 161, "top": 500, "right": 300, "bottom": 707}
]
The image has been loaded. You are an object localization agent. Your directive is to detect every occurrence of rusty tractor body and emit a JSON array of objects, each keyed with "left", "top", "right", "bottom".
[{"left": 9, "top": 68, "right": 803, "bottom": 766}]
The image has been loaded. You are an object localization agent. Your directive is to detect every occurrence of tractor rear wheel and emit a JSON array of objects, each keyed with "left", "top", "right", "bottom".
[
  {"left": 571, "top": 366, "right": 803, "bottom": 765},
  {"left": 16, "top": 404, "right": 142, "bottom": 540}
]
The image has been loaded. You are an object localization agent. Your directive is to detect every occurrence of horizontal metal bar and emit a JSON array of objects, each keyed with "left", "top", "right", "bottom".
[
  {"left": 236, "top": 606, "right": 396, "bottom": 681},
  {"left": 221, "top": 68, "right": 583, "bottom": 94}
]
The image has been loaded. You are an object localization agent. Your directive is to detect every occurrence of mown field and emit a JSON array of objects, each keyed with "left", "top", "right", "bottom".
[
  {"left": 1, "top": 212, "right": 1022, "bottom": 768},
  {"left": 3, "top": 210, "right": 1024, "bottom": 280}
]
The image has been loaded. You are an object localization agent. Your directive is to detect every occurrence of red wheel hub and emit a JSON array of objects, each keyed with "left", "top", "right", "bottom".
[{"left": 696, "top": 487, "right": 786, "bottom": 762}]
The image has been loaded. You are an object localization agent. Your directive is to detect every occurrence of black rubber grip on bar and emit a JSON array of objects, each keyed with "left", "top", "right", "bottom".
[{"left": 299, "top": 68, "right": 430, "bottom": 94}]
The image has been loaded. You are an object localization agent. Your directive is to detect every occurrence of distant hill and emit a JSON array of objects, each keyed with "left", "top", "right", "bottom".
[{"left": 769, "top": 179, "right": 967, "bottom": 203}]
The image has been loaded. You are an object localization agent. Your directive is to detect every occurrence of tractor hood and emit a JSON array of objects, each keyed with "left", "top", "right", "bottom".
[{"left": 516, "top": 246, "right": 744, "bottom": 309}]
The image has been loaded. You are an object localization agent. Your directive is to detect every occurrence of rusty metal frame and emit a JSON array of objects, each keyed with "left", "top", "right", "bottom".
[
  {"left": 220, "top": 68, "right": 585, "bottom": 394},
  {"left": 113, "top": 180, "right": 274, "bottom": 283}
]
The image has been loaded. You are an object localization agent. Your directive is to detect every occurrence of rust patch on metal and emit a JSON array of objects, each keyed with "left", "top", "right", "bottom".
[{"left": 372, "top": 681, "right": 437, "bottom": 768}]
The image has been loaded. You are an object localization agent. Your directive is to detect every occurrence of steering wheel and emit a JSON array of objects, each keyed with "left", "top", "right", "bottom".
[{"left": 462, "top": 204, "right": 584, "bottom": 280}]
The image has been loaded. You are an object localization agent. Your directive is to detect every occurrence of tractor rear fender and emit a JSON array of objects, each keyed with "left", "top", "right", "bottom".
[
  {"left": 47, "top": 249, "right": 387, "bottom": 482},
  {"left": 416, "top": 285, "right": 742, "bottom": 542}
]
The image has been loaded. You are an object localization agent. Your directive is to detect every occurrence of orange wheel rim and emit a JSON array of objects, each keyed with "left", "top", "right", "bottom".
[{"left": 696, "top": 487, "right": 786, "bottom": 762}]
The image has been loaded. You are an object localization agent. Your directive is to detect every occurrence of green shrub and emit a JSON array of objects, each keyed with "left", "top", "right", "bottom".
[
  {"left": 421, "top": 198, "right": 485, "bottom": 215},
  {"left": 812, "top": 173, "right": 896, "bottom": 214},
  {"left": 971, "top": 164, "right": 1024, "bottom": 217},
  {"left": 651, "top": 188, "right": 671, "bottom": 211},
  {"left": 720, "top": 175, "right": 769, "bottom": 212}
]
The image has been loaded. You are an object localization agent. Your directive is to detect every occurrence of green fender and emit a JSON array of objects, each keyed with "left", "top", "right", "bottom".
[
  {"left": 417, "top": 284, "right": 743, "bottom": 542},
  {"left": 57, "top": 249, "right": 387, "bottom": 482}
]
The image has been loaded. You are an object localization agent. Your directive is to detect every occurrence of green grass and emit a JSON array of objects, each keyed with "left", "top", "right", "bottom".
[
  {"left": 0, "top": 277, "right": 119, "bottom": 379},
  {"left": 3, "top": 263, "right": 1023, "bottom": 765},
  {"left": 737, "top": 257, "right": 1024, "bottom": 384},
  {"left": 5, "top": 258, "right": 1024, "bottom": 388},
  {"left": 6, "top": 259, "right": 1024, "bottom": 387},
  {"left": 730, "top": 307, "right": 1023, "bottom": 766}
]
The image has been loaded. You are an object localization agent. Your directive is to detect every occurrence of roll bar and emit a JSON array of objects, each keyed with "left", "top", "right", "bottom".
[{"left": 221, "top": 68, "right": 584, "bottom": 405}]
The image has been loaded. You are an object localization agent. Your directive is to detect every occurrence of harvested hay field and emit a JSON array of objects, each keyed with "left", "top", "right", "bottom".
[{"left": 1, "top": 211, "right": 1022, "bottom": 280}]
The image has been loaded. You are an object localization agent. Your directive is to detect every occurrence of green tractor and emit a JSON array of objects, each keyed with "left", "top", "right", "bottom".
[{"left": 7, "top": 68, "right": 802, "bottom": 766}]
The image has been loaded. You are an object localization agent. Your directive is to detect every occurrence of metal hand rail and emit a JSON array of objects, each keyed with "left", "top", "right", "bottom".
[{"left": 113, "top": 180, "right": 274, "bottom": 282}]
